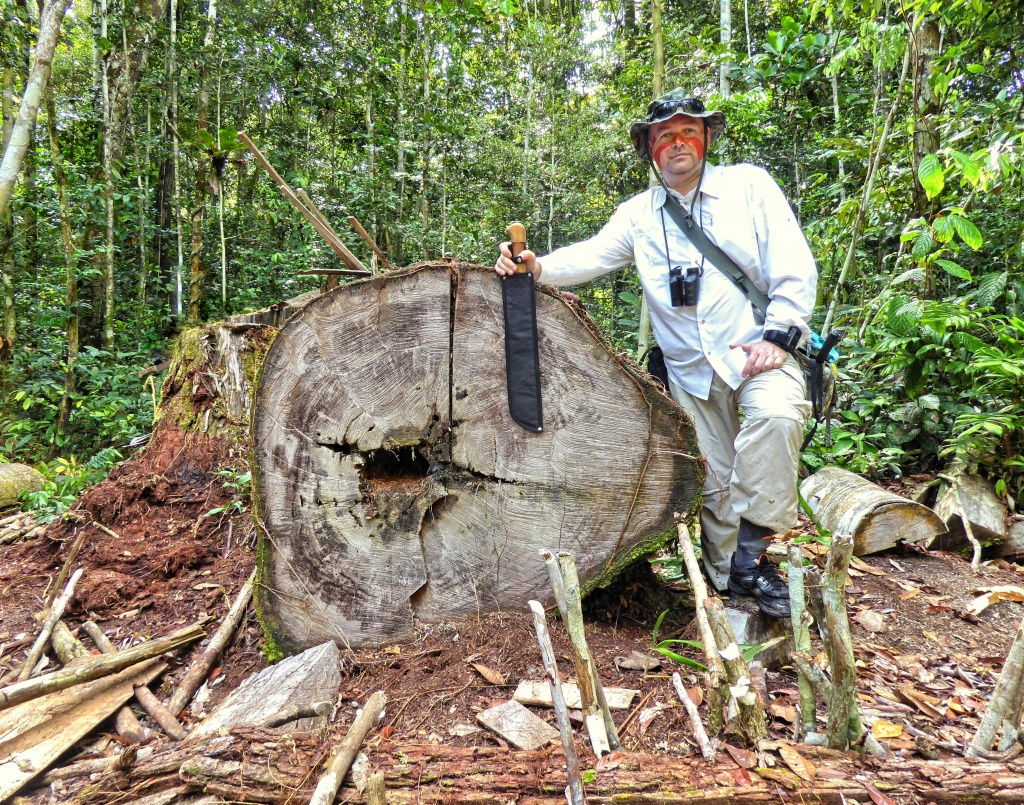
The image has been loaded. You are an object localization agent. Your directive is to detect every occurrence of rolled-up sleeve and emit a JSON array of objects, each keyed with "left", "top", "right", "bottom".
[
  {"left": 539, "top": 201, "right": 638, "bottom": 287},
  {"left": 750, "top": 169, "right": 817, "bottom": 337}
]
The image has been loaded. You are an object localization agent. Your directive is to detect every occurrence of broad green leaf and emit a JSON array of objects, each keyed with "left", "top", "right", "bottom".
[
  {"left": 948, "top": 150, "right": 981, "bottom": 185},
  {"left": 966, "top": 63, "right": 985, "bottom": 73},
  {"left": 977, "top": 272, "right": 1008, "bottom": 306},
  {"left": 917, "top": 155, "right": 944, "bottom": 199},
  {"left": 949, "top": 215, "right": 983, "bottom": 250},
  {"left": 934, "top": 259, "right": 971, "bottom": 281},
  {"left": 912, "top": 230, "right": 934, "bottom": 260},
  {"left": 932, "top": 216, "right": 954, "bottom": 243}
]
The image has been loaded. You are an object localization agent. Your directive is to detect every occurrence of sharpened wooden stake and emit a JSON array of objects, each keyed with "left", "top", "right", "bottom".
[
  {"left": 82, "top": 620, "right": 186, "bottom": 740},
  {"left": 166, "top": 570, "right": 255, "bottom": 717},
  {"left": 529, "top": 600, "right": 586, "bottom": 805},
  {"left": 309, "top": 691, "right": 386, "bottom": 805},
  {"left": 237, "top": 131, "right": 370, "bottom": 275},
  {"left": 705, "top": 597, "right": 768, "bottom": 743},
  {"left": 347, "top": 215, "right": 394, "bottom": 274},
  {"left": 672, "top": 672, "right": 715, "bottom": 760},
  {"left": 821, "top": 534, "right": 861, "bottom": 748},
  {"left": 555, "top": 551, "right": 620, "bottom": 754},
  {"left": 0, "top": 622, "right": 205, "bottom": 711},
  {"left": 787, "top": 545, "right": 817, "bottom": 739},
  {"left": 17, "top": 568, "right": 83, "bottom": 682},
  {"left": 675, "top": 518, "right": 725, "bottom": 733},
  {"left": 539, "top": 549, "right": 568, "bottom": 623}
]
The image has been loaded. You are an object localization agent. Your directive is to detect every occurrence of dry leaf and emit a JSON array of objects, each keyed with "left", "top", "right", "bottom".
[
  {"left": 850, "top": 557, "right": 886, "bottom": 576},
  {"left": 899, "top": 588, "right": 922, "bottom": 600},
  {"left": 864, "top": 782, "right": 897, "bottom": 805},
  {"left": 595, "top": 751, "right": 625, "bottom": 772},
  {"left": 777, "top": 744, "right": 816, "bottom": 782},
  {"left": 967, "top": 586, "right": 1024, "bottom": 616},
  {"left": 471, "top": 663, "right": 505, "bottom": 685},
  {"left": 379, "top": 725, "right": 394, "bottom": 741},
  {"left": 770, "top": 702, "right": 797, "bottom": 723},
  {"left": 870, "top": 720, "right": 903, "bottom": 740},
  {"left": 723, "top": 743, "right": 757, "bottom": 769},
  {"left": 686, "top": 686, "right": 703, "bottom": 707},
  {"left": 732, "top": 767, "right": 754, "bottom": 786},
  {"left": 855, "top": 610, "right": 888, "bottom": 633}
]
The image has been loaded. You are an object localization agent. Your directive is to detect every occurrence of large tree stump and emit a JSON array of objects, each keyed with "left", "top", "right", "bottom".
[{"left": 253, "top": 263, "right": 702, "bottom": 651}]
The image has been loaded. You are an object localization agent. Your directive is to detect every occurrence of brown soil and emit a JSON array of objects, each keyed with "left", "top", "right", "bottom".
[{"left": 3, "top": 419, "right": 1024, "bottom": 803}]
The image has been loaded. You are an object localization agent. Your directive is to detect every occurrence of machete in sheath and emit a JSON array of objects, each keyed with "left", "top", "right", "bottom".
[{"left": 501, "top": 222, "right": 544, "bottom": 433}]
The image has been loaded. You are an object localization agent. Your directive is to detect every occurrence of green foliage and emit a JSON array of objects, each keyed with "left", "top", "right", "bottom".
[{"left": 22, "top": 447, "right": 124, "bottom": 523}]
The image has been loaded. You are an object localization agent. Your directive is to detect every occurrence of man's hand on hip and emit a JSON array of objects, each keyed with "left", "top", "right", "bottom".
[
  {"left": 731, "top": 340, "right": 789, "bottom": 378},
  {"left": 495, "top": 242, "right": 541, "bottom": 280}
]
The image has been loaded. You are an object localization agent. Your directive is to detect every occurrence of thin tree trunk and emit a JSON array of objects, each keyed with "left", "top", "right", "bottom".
[
  {"left": 101, "top": 0, "right": 116, "bottom": 350},
  {"left": 0, "top": 66, "right": 13, "bottom": 364},
  {"left": 169, "top": 0, "right": 183, "bottom": 319},
  {"left": 393, "top": 0, "right": 408, "bottom": 267},
  {"left": 910, "top": 14, "right": 941, "bottom": 217},
  {"left": 187, "top": 0, "right": 217, "bottom": 323},
  {"left": 132, "top": 119, "right": 148, "bottom": 308},
  {"left": 636, "top": 0, "right": 665, "bottom": 361},
  {"left": 720, "top": 0, "right": 732, "bottom": 96},
  {"left": 822, "top": 40, "right": 911, "bottom": 333},
  {"left": 46, "top": 89, "right": 78, "bottom": 449},
  {"left": 0, "top": 0, "right": 71, "bottom": 220}
]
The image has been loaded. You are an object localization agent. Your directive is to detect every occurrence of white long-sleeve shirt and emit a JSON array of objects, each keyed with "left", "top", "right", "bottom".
[{"left": 539, "top": 162, "right": 818, "bottom": 400}]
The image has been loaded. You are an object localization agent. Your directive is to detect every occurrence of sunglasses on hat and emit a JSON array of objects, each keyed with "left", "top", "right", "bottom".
[{"left": 646, "top": 97, "right": 707, "bottom": 122}]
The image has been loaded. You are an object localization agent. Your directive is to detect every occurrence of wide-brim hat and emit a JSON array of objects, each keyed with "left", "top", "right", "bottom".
[{"left": 629, "top": 90, "right": 726, "bottom": 162}]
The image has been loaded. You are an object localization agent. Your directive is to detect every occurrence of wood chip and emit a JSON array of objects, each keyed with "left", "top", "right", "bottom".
[
  {"left": 476, "top": 700, "right": 558, "bottom": 751},
  {"left": 512, "top": 679, "right": 637, "bottom": 710}
]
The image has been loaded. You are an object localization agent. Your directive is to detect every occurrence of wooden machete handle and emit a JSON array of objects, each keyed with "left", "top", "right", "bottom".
[{"left": 506, "top": 222, "right": 528, "bottom": 273}]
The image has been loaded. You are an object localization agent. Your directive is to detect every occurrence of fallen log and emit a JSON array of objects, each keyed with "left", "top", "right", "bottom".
[
  {"left": 81, "top": 619, "right": 186, "bottom": 740},
  {"left": 166, "top": 570, "right": 254, "bottom": 717},
  {"left": 309, "top": 691, "right": 386, "bottom": 805},
  {"left": 15, "top": 567, "right": 83, "bottom": 682},
  {"left": 933, "top": 473, "right": 1006, "bottom": 556},
  {"left": 253, "top": 263, "right": 702, "bottom": 652},
  {"left": 801, "top": 467, "right": 946, "bottom": 554},
  {"left": 0, "top": 622, "right": 204, "bottom": 711},
  {"left": 0, "top": 463, "right": 45, "bottom": 508}
]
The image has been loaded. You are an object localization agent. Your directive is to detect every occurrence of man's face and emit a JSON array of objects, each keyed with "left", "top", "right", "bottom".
[{"left": 648, "top": 115, "right": 707, "bottom": 185}]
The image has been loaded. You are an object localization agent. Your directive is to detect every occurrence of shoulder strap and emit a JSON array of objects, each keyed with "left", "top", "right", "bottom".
[{"left": 661, "top": 190, "right": 770, "bottom": 321}]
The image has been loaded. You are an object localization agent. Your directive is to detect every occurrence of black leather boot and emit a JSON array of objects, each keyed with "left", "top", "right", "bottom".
[{"left": 727, "top": 519, "right": 791, "bottom": 619}]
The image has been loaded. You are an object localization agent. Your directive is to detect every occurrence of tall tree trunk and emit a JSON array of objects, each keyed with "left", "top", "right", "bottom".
[
  {"left": 910, "top": 15, "right": 941, "bottom": 217},
  {"left": 393, "top": 0, "right": 408, "bottom": 267},
  {"left": 0, "top": 0, "right": 71, "bottom": 221},
  {"left": 169, "top": 0, "right": 183, "bottom": 319},
  {"left": 101, "top": 0, "right": 117, "bottom": 351},
  {"left": 187, "top": 0, "right": 218, "bottom": 323},
  {"left": 419, "top": 31, "right": 432, "bottom": 260},
  {"left": 636, "top": 0, "right": 664, "bottom": 361},
  {"left": 132, "top": 118, "right": 148, "bottom": 308},
  {"left": 46, "top": 90, "right": 78, "bottom": 449},
  {"left": 720, "top": 0, "right": 732, "bottom": 96},
  {"left": 1, "top": 65, "right": 15, "bottom": 365}
]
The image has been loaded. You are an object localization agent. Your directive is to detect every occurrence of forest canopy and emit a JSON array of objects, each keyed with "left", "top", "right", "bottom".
[{"left": 1, "top": 0, "right": 1023, "bottom": 519}]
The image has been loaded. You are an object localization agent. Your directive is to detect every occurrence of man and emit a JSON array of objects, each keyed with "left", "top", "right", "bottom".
[{"left": 495, "top": 90, "right": 817, "bottom": 619}]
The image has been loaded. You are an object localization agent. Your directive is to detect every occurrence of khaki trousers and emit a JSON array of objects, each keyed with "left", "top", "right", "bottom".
[{"left": 668, "top": 356, "right": 811, "bottom": 591}]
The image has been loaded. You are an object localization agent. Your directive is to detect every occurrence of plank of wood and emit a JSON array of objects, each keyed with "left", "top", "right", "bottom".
[
  {"left": 513, "top": 679, "right": 638, "bottom": 711},
  {"left": 0, "top": 659, "right": 164, "bottom": 801},
  {"left": 475, "top": 699, "right": 559, "bottom": 751},
  {"left": 801, "top": 467, "right": 947, "bottom": 555}
]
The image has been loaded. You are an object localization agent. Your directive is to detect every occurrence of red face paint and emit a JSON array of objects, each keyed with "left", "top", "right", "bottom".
[{"left": 649, "top": 117, "right": 707, "bottom": 167}]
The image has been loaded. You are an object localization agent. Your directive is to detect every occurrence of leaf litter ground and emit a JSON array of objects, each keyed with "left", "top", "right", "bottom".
[{"left": 3, "top": 425, "right": 1024, "bottom": 802}]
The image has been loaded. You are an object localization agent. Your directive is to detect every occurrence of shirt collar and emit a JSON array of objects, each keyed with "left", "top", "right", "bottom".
[{"left": 653, "top": 162, "right": 723, "bottom": 208}]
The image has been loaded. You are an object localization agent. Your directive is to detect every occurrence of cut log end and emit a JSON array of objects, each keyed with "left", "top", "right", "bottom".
[{"left": 254, "top": 263, "right": 702, "bottom": 653}]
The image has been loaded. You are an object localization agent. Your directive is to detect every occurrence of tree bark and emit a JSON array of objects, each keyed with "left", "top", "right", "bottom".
[
  {"left": 253, "top": 263, "right": 702, "bottom": 651},
  {"left": 910, "top": 15, "right": 941, "bottom": 217},
  {"left": 0, "top": 0, "right": 71, "bottom": 221}
]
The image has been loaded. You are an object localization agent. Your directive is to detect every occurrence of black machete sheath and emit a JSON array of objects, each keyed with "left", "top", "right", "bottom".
[{"left": 502, "top": 222, "right": 544, "bottom": 432}]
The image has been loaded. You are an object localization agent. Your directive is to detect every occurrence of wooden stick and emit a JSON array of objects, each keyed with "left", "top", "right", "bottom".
[
  {"left": 82, "top": 620, "right": 186, "bottom": 740},
  {"left": 821, "top": 534, "right": 861, "bottom": 749},
  {"left": 166, "top": 570, "right": 255, "bottom": 717},
  {"left": 787, "top": 545, "right": 817, "bottom": 738},
  {"left": 0, "top": 622, "right": 205, "bottom": 711},
  {"left": 557, "top": 551, "right": 620, "bottom": 754},
  {"left": 705, "top": 597, "right": 768, "bottom": 744},
  {"left": 309, "top": 690, "right": 386, "bottom": 805},
  {"left": 259, "top": 700, "right": 333, "bottom": 729},
  {"left": 43, "top": 525, "right": 89, "bottom": 611},
  {"left": 237, "top": 131, "right": 369, "bottom": 275},
  {"left": 939, "top": 475, "right": 983, "bottom": 572},
  {"left": 675, "top": 518, "right": 725, "bottom": 733},
  {"left": 51, "top": 621, "right": 153, "bottom": 744},
  {"left": 803, "top": 566, "right": 832, "bottom": 650},
  {"left": 539, "top": 549, "right": 569, "bottom": 624},
  {"left": 348, "top": 215, "right": 394, "bottom": 274},
  {"left": 366, "top": 771, "right": 388, "bottom": 805},
  {"left": 0, "top": 510, "right": 29, "bottom": 528},
  {"left": 16, "top": 568, "right": 83, "bottom": 682},
  {"left": 969, "top": 609, "right": 1024, "bottom": 757},
  {"left": 671, "top": 672, "right": 715, "bottom": 760},
  {"left": 791, "top": 652, "right": 833, "bottom": 700},
  {"left": 528, "top": 600, "right": 585, "bottom": 805},
  {"left": 0, "top": 521, "right": 34, "bottom": 545}
]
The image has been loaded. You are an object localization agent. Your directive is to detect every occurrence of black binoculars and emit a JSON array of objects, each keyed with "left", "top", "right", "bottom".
[{"left": 669, "top": 266, "right": 701, "bottom": 307}]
